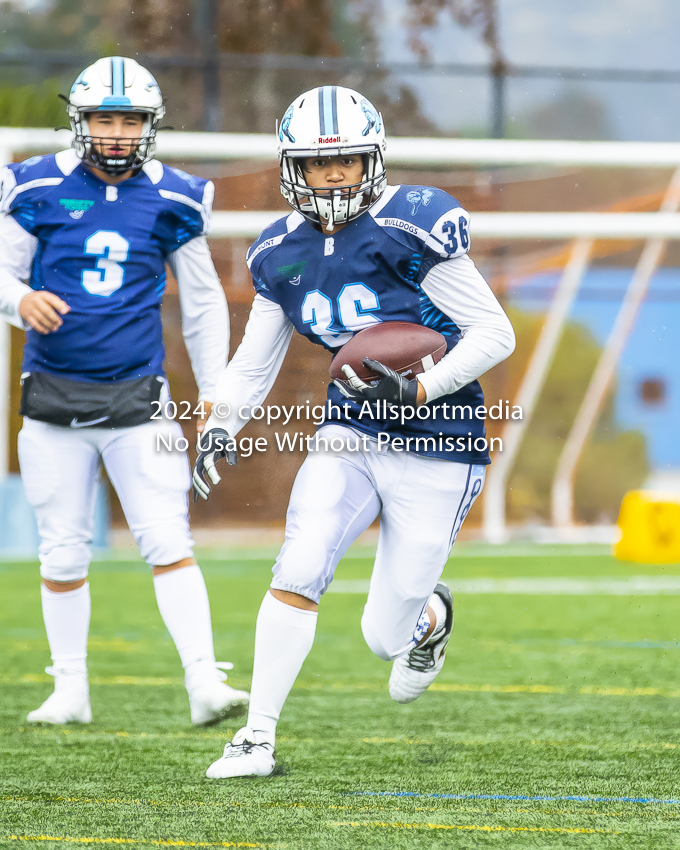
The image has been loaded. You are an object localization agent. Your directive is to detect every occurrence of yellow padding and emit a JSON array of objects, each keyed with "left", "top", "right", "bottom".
[{"left": 615, "top": 490, "right": 680, "bottom": 564}]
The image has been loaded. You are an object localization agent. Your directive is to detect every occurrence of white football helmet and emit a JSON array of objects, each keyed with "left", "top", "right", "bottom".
[
  {"left": 278, "top": 86, "right": 387, "bottom": 230},
  {"left": 68, "top": 56, "right": 165, "bottom": 175}
]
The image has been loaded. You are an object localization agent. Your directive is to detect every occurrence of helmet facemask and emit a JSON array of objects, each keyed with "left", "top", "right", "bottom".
[
  {"left": 70, "top": 109, "right": 158, "bottom": 176},
  {"left": 281, "top": 146, "right": 387, "bottom": 231}
]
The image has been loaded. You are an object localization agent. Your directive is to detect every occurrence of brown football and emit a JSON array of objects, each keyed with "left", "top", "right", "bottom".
[{"left": 329, "top": 321, "right": 447, "bottom": 384}]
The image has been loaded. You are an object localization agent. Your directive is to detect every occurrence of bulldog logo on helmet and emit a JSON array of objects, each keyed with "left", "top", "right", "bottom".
[
  {"left": 361, "top": 99, "right": 381, "bottom": 136},
  {"left": 280, "top": 106, "right": 295, "bottom": 143}
]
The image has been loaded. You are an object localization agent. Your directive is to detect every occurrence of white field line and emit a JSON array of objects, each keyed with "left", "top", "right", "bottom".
[{"left": 327, "top": 576, "right": 680, "bottom": 595}]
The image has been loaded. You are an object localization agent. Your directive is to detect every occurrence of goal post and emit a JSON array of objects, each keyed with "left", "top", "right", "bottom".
[
  {"left": 550, "top": 166, "right": 680, "bottom": 531},
  {"left": 482, "top": 237, "right": 594, "bottom": 544}
]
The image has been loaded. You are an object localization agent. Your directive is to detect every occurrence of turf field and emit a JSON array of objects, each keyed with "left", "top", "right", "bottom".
[{"left": 1, "top": 543, "right": 679, "bottom": 849}]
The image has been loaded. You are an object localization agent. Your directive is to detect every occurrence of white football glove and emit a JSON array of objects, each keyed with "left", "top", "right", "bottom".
[{"left": 192, "top": 428, "right": 237, "bottom": 501}]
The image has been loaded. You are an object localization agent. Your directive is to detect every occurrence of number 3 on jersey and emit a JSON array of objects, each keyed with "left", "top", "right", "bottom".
[
  {"left": 442, "top": 216, "right": 470, "bottom": 255},
  {"left": 81, "top": 230, "right": 130, "bottom": 297},
  {"left": 302, "top": 283, "right": 381, "bottom": 348}
]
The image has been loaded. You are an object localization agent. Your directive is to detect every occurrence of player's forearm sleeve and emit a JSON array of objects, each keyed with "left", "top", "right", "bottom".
[
  {"left": 171, "top": 236, "right": 229, "bottom": 400},
  {"left": 204, "top": 294, "right": 295, "bottom": 438},
  {"left": 0, "top": 214, "right": 37, "bottom": 328},
  {"left": 418, "top": 254, "right": 516, "bottom": 401}
]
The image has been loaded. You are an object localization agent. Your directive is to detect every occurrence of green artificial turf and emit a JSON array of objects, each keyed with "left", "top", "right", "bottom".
[{"left": 1, "top": 547, "right": 679, "bottom": 849}]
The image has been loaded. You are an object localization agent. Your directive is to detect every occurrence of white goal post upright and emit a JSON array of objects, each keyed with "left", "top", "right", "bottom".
[
  {"left": 551, "top": 166, "right": 680, "bottom": 530},
  {"left": 1, "top": 130, "right": 679, "bottom": 536},
  {"left": 482, "top": 238, "right": 593, "bottom": 543}
]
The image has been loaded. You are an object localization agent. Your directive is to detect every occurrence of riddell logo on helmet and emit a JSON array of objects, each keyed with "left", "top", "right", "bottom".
[{"left": 318, "top": 135, "right": 341, "bottom": 144}]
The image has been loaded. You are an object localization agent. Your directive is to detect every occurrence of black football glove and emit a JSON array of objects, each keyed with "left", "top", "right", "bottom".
[
  {"left": 192, "top": 427, "right": 238, "bottom": 502},
  {"left": 333, "top": 357, "right": 419, "bottom": 408}
]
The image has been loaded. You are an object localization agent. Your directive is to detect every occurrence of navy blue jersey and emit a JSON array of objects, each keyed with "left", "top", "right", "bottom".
[
  {"left": 247, "top": 185, "right": 490, "bottom": 464},
  {"left": 1, "top": 150, "right": 213, "bottom": 382}
]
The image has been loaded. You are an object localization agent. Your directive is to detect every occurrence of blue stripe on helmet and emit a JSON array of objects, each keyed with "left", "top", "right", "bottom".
[
  {"left": 330, "top": 86, "right": 338, "bottom": 134},
  {"left": 318, "top": 87, "right": 326, "bottom": 135},
  {"left": 111, "top": 57, "right": 125, "bottom": 98},
  {"left": 319, "top": 86, "right": 338, "bottom": 137}
]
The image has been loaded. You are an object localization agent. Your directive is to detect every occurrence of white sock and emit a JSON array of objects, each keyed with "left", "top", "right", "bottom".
[
  {"left": 410, "top": 591, "right": 448, "bottom": 648},
  {"left": 41, "top": 582, "right": 90, "bottom": 686},
  {"left": 153, "top": 565, "right": 217, "bottom": 686},
  {"left": 247, "top": 591, "right": 318, "bottom": 746},
  {"left": 428, "top": 591, "right": 447, "bottom": 638}
]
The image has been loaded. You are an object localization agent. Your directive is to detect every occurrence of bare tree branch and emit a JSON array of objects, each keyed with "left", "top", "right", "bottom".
[{"left": 405, "top": 0, "right": 504, "bottom": 65}]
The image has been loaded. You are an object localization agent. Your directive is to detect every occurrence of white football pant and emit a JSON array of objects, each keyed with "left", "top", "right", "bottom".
[
  {"left": 271, "top": 423, "right": 485, "bottom": 660},
  {"left": 18, "top": 414, "right": 194, "bottom": 580}
]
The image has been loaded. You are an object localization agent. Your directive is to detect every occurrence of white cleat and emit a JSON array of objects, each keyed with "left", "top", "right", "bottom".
[
  {"left": 389, "top": 583, "right": 454, "bottom": 705},
  {"left": 27, "top": 667, "right": 92, "bottom": 725},
  {"left": 205, "top": 727, "right": 275, "bottom": 779},
  {"left": 187, "top": 661, "right": 250, "bottom": 726}
]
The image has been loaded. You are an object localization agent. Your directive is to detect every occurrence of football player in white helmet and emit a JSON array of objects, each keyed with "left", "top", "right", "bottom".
[
  {"left": 194, "top": 85, "right": 515, "bottom": 778},
  {"left": 0, "top": 56, "right": 249, "bottom": 728},
  {"left": 68, "top": 55, "right": 165, "bottom": 176},
  {"left": 278, "top": 85, "right": 387, "bottom": 231}
]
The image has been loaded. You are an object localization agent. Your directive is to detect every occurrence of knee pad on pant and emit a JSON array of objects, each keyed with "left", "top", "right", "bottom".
[
  {"left": 134, "top": 523, "right": 194, "bottom": 567},
  {"left": 39, "top": 544, "right": 91, "bottom": 582}
]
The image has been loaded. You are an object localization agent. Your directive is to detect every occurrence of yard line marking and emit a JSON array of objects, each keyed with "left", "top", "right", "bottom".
[
  {"left": 4, "top": 837, "right": 260, "bottom": 848},
  {"left": 452, "top": 544, "right": 613, "bottom": 558},
  {"left": 329, "top": 821, "right": 618, "bottom": 834},
  {"left": 2, "top": 638, "right": 143, "bottom": 653},
  {"left": 327, "top": 576, "right": 680, "bottom": 595},
  {"left": 2, "top": 729, "right": 231, "bottom": 740},
  {"left": 4, "top": 675, "right": 244, "bottom": 688},
  {"left": 429, "top": 683, "right": 680, "bottom": 697},
  {"left": 6, "top": 674, "right": 182, "bottom": 686},
  {"left": 431, "top": 683, "right": 567, "bottom": 694},
  {"left": 297, "top": 680, "right": 680, "bottom": 698},
  {"left": 5, "top": 677, "right": 680, "bottom": 698},
  {"left": 352, "top": 791, "right": 680, "bottom": 805},
  {"left": 516, "top": 637, "right": 680, "bottom": 650}
]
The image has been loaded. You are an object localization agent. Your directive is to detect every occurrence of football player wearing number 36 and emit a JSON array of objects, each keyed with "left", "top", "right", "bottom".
[
  {"left": 0, "top": 57, "right": 248, "bottom": 727},
  {"left": 193, "top": 85, "right": 516, "bottom": 779}
]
